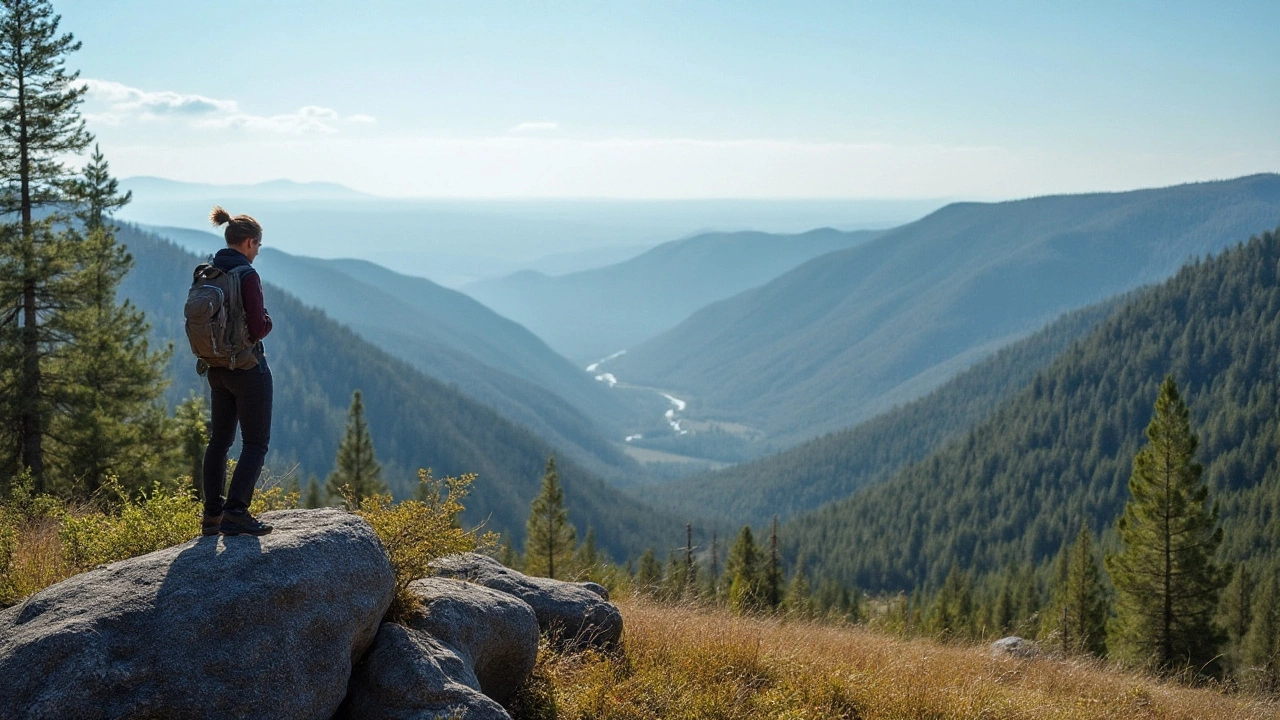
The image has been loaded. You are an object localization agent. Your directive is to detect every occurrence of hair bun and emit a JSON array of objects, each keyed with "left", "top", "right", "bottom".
[{"left": 209, "top": 206, "right": 232, "bottom": 226}]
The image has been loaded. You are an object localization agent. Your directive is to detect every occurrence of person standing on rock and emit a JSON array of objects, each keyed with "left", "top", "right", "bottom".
[{"left": 199, "top": 206, "right": 274, "bottom": 536}]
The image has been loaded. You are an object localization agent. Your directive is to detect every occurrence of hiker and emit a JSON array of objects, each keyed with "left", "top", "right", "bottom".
[{"left": 198, "top": 206, "right": 274, "bottom": 536}]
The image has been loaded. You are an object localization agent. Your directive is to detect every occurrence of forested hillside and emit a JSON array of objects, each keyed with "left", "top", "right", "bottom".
[
  {"left": 145, "top": 225, "right": 650, "bottom": 483},
  {"left": 786, "top": 227, "right": 1280, "bottom": 593},
  {"left": 645, "top": 298, "right": 1121, "bottom": 525},
  {"left": 612, "top": 175, "right": 1280, "bottom": 451},
  {"left": 464, "top": 227, "right": 882, "bottom": 364},
  {"left": 116, "top": 226, "right": 682, "bottom": 557}
]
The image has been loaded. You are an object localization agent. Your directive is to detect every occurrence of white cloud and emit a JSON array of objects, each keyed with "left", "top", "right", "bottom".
[
  {"left": 81, "top": 79, "right": 375, "bottom": 135},
  {"left": 82, "top": 78, "right": 237, "bottom": 116},
  {"left": 195, "top": 105, "right": 343, "bottom": 134},
  {"left": 510, "top": 121, "right": 559, "bottom": 133}
]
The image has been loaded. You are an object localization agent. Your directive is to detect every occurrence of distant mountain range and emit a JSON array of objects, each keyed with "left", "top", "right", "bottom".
[
  {"left": 116, "top": 225, "right": 683, "bottom": 558},
  {"left": 121, "top": 176, "right": 371, "bottom": 202},
  {"left": 785, "top": 225, "right": 1280, "bottom": 592},
  {"left": 609, "top": 174, "right": 1280, "bottom": 453},
  {"left": 643, "top": 297, "right": 1123, "bottom": 526},
  {"left": 464, "top": 227, "right": 883, "bottom": 364},
  {"left": 142, "top": 225, "right": 656, "bottom": 485}
]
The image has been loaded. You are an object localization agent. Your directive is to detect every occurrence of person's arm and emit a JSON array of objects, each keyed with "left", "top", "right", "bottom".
[{"left": 240, "top": 271, "right": 273, "bottom": 341}]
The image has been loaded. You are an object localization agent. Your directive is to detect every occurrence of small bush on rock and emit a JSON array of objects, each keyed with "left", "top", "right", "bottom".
[
  {"left": 354, "top": 469, "right": 496, "bottom": 620},
  {"left": 60, "top": 482, "right": 201, "bottom": 571}
]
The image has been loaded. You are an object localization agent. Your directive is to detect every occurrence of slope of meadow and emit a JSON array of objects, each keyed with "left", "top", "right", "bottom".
[{"left": 524, "top": 600, "right": 1276, "bottom": 719}]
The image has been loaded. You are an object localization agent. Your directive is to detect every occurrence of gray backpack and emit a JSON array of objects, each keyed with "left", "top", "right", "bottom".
[{"left": 184, "top": 263, "right": 259, "bottom": 370}]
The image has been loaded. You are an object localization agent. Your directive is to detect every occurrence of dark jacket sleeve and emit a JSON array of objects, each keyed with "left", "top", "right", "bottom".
[{"left": 240, "top": 271, "right": 273, "bottom": 341}]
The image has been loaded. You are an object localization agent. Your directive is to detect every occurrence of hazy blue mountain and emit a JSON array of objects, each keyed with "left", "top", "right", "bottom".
[
  {"left": 121, "top": 176, "right": 370, "bottom": 202},
  {"left": 643, "top": 297, "right": 1123, "bottom": 526},
  {"left": 116, "top": 225, "right": 683, "bottom": 558},
  {"left": 464, "top": 227, "right": 884, "bottom": 364},
  {"left": 785, "top": 226, "right": 1280, "bottom": 592},
  {"left": 117, "top": 182, "right": 935, "bottom": 287},
  {"left": 144, "top": 225, "right": 650, "bottom": 483},
  {"left": 609, "top": 174, "right": 1280, "bottom": 452}
]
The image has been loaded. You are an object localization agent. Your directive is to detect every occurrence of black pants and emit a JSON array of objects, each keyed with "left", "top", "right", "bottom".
[{"left": 202, "top": 365, "right": 273, "bottom": 514}]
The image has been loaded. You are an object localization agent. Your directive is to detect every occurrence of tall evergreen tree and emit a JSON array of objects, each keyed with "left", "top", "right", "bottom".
[
  {"left": 523, "top": 455, "right": 575, "bottom": 579},
  {"left": 326, "top": 390, "right": 386, "bottom": 505},
  {"left": 45, "top": 147, "right": 170, "bottom": 494},
  {"left": 0, "top": 0, "right": 92, "bottom": 487},
  {"left": 727, "top": 525, "right": 762, "bottom": 614},
  {"left": 1218, "top": 564, "right": 1254, "bottom": 674},
  {"left": 635, "top": 547, "right": 662, "bottom": 597},
  {"left": 782, "top": 564, "right": 813, "bottom": 618},
  {"left": 1043, "top": 524, "right": 1109, "bottom": 656},
  {"left": 762, "top": 515, "right": 783, "bottom": 611},
  {"left": 1106, "top": 375, "right": 1227, "bottom": 672},
  {"left": 927, "top": 565, "right": 976, "bottom": 639}
]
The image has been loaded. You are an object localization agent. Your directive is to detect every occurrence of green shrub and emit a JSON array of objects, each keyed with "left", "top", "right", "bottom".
[
  {"left": 355, "top": 470, "right": 494, "bottom": 620},
  {"left": 59, "top": 483, "right": 200, "bottom": 571}
]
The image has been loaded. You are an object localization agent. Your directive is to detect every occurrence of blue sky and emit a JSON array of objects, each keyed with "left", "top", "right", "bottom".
[{"left": 59, "top": 1, "right": 1279, "bottom": 199}]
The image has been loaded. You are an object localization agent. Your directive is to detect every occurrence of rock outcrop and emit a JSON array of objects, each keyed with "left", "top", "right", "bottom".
[
  {"left": 341, "top": 578, "right": 539, "bottom": 719},
  {"left": 0, "top": 508, "right": 394, "bottom": 720},
  {"left": 431, "top": 552, "right": 624, "bottom": 648},
  {"left": 990, "top": 636, "right": 1040, "bottom": 659}
]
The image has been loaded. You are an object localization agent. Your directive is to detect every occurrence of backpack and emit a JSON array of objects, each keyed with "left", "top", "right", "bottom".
[{"left": 184, "top": 263, "right": 259, "bottom": 370}]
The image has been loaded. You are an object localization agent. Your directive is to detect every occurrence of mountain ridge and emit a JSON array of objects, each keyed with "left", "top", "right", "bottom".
[{"left": 611, "top": 173, "right": 1280, "bottom": 451}]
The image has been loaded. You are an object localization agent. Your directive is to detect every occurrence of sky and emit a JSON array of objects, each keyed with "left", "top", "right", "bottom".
[{"left": 56, "top": 0, "right": 1280, "bottom": 199}]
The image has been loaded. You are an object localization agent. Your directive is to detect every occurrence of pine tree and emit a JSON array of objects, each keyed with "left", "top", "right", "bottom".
[
  {"left": 762, "top": 515, "right": 783, "bottom": 611},
  {"left": 1242, "top": 574, "right": 1279, "bottom": 693},
  {"left": 1106, "top": 375, "right": 1228, "bottom": 672},
  {"left": 173, "top": 393, "right": 209, "bottom": 493},
  {"left": 928, "top": 565, "right": 976, "bottom": 639},
  {"left": 783, "top": 564, "right": 813, "bottom": 618},
  {"left": 572, "top": 526, "right": 599, "bottom": 579},
  {"left": 303, "top": 477, "right": 323, "bottom": 509},
  {"left": 44, "top": 147, "right": 170, "bottom": 494},
  {"left": 1218, "top": 564, "right": 1254, "bottom": 674},
  {"left": 727, "top": 525, "right": 762, "bottom": 614},
  {"left": 1043, "top": 525, "right": 1109, "bottom": 656},
  {"left": 523, "top": 456, "right": 575, "bottom": 579},
  {"left": 635, "top": 547, "right": 662, "bottom": 597},
  {"left": 0, "top": 0, "right": 92, "bottom": 487},
  {"left": 498, "top": 540, "right": 522, "bottom": 571},
  {"left": 326, "top": 390, "right": 386, "bottom": 505}
]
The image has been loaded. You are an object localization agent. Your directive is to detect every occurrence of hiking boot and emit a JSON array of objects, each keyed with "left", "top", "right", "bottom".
[
  {"left": 219, "top": 509, "right": 273, "bottom": 536},
  {"left": 201, "top": 512, "right": 224, "bottom": 536}
]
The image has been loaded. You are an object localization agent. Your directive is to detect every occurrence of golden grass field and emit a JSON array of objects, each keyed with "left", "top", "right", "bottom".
[{"left": 529, "top": 599, "right": 1279, "bottom": 720}]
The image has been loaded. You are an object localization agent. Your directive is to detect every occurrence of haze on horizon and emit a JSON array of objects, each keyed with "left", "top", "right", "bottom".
[{"left": 58, "top": 1, "right": 1278, "bottom": 202}]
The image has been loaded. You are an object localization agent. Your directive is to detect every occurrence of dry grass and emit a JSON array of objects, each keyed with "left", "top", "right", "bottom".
[
  {"left": 532, "top": 599, "right": 1278, "bottom": 720},
  {"left": 1, "top": 516, "right": 75, "bottom": 604}
]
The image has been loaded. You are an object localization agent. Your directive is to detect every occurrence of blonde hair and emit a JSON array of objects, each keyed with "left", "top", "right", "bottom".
[{"left": 209, "top": 205, "right": 262, "bottom": 246}]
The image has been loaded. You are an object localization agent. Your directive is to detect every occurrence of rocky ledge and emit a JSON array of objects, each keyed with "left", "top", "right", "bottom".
[{"left": 0, "top": 509, "right": 624, "bottom": 720}]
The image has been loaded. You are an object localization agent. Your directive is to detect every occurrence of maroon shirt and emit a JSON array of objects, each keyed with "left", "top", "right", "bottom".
[{"left": 240, "top": 272, "right": 272, "bottom": 341}]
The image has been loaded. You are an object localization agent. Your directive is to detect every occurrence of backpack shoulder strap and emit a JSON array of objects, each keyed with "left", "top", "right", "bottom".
[{"left": 227, "top": 265, "right": 256, "bottom": 281}]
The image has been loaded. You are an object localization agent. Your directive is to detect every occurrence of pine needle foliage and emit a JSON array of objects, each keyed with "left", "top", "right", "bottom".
[
  {"left": 1241, "top": 572, "right": 1280, "bottom": 694},
  {"left": 0, "top": 0, "right": 93, "bottom": 486},
  {"left": 727, "top": 525, "right": 763, "bottom": 614},
  {"left": 327, "top": 390, "right": 386, "bottom": 505},
  {"left": 1043, "top": 524, "right": 1109, "bottom": 657},
  {"left": 524, "top": 456, "right": 576, "bottom": 580},
  {"left": 1106, "top": 375, "right": 1227, "bottom": 673}
]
